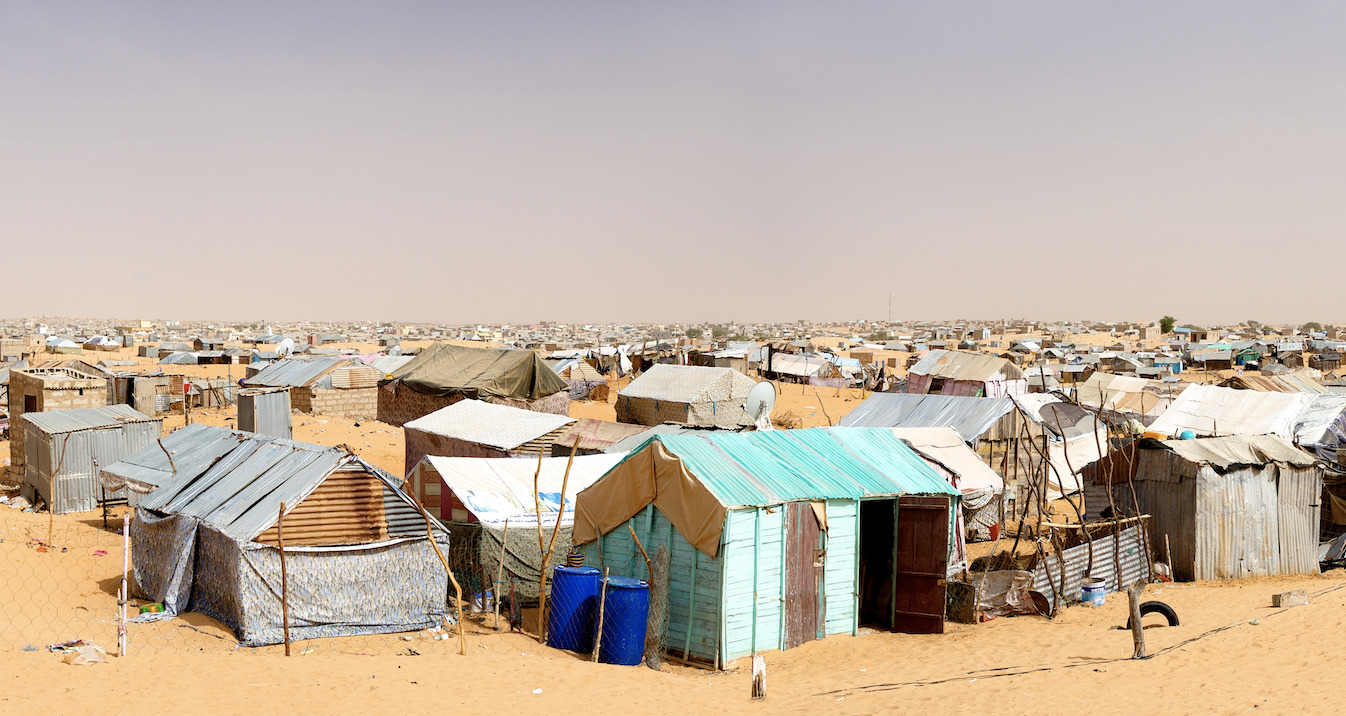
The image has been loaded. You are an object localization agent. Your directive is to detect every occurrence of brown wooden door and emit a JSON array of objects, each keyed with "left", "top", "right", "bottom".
[
  {"left": 783, "top": 502, "right": 824, "bottom": 649},
  {"left": 891, "top": 495, "right": 950, "bottom": 634}
]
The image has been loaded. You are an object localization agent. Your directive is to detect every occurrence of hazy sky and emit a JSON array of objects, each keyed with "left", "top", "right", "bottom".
[{"left": 3, "top": 2, "right": 1344, "bottom": 326}]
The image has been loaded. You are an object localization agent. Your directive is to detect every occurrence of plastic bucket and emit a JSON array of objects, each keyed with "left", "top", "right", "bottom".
[
  {"left": 547, "top": 566, "right": 602, "bottom": 653},
  {"left": 597, "top": 577, "right": 651, "bottom": 666},
  {"left": 1080, "top": 577, "right": 1107, "bottom": 606}
]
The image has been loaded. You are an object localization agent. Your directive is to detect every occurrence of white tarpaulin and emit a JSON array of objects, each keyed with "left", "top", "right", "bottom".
[
  {"left": 889, "top": 427, "right": 1004, "bottom": 492},
  {"left": 1147, "top": 384, "right": 1312, "bottom": 439},
  {"left": 421, "top": 453, "right": 624, "bottom": 525}
]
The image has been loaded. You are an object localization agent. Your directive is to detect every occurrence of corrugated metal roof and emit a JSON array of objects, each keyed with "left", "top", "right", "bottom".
[
  {"left": 244, "top": 356, "right": 350, "bottom": 388},
  {"left": 1154, "top": 434, "right": 1318, "bottom": 471},
  {"left": 367, "top": 354, "right": 414, "bottom": 375},
  {"left": 404, "top": 398, "right": 574, "bottom": 450},
  {"left": 837, "top": 392, "right": 1015, "bottom": 443},
  {"left": 645, "top": 427, "right": 958, "bottom": 508},
  {"left": 22, "top": 405, "right": 159, "bottom": 434},
  {"left": 618, "top": 364, "right": 756, "bottom": 403},
  {"left": 105, "top": 424, "right": 424, "bottom": 542},
  {"left": 907, "top": 349, "right": 1024, "bottom": 382}
]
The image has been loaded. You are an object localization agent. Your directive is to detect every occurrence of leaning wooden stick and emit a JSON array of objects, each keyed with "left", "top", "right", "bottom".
[
  {"left": 409, "top": 492, "right": 467, "bottom": 655},
  {"left": 537, "top": 436, "right": 580, "bottom": 643},
  {"left": 628, "top": 523, "right": 653, "bottom": 582},
  {"left": 278, "top": 502, "right": 291, "bottom": 656}
]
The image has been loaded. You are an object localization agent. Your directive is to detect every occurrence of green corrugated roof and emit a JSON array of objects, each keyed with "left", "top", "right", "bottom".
[{"left": 653, "top": 427, "right": 958, "bottom": 507}]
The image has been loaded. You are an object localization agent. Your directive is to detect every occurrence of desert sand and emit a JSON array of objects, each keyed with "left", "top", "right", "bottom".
[{"left": 4, "top": 341, "right": 1340, "bottom": 714}]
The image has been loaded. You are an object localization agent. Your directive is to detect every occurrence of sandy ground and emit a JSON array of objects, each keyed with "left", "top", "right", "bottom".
[{"left": 2, "top": 498, "right": 1343, "bottom": 716}]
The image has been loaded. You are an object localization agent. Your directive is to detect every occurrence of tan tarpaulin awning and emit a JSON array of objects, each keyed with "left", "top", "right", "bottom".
[{"left": 572, "top": 441, "right": 728, "bottom": 557}]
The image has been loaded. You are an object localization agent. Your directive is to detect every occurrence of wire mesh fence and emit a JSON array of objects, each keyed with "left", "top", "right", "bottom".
[{"left": 0, "top": 501, "right": 680, "bottom": 662}]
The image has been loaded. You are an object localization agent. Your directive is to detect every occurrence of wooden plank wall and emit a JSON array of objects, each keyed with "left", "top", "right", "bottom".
[{"left": 580, "top": 504, "right": 723, "bottom": 663}]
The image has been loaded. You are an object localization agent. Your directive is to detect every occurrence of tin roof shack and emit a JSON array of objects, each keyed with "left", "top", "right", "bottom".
[
  {"left": 244, "top": 357, "right": 380, "bottom": 419},
  {"left": 572, "top": 428, "right": 961, "bottom": 665},
  {"left": 8, "top": 367, "right": 110, "bottom": 483},
  {"left": 404, "top": 453, "right": 624, "bottom": 600},
  {"left": 378, "top": 343, "right": 570, "bottom": 427},
  {"left": 1119, "top": 436, "right": 1322, "bottom": 581},
  {"left": 1076, "top": 373, "right": 1188, "bottom": 428},
  {"left": 615, "top": 364, "right": 756, "bottom": 428},
  {"left": 19, "top": 405, "right": 162, "bottom": 514},
  {"left": 404, "top": 399, "right": 575, "bottom": 470},
  {"left": 237, "top": 387, "right": 292, "bottom": 439},
  {"left": 905, "top": 350, "right": 1028, "bottom": 398},
  {"left": 99, "top": 425, "right": 450, "bottom": 645}
]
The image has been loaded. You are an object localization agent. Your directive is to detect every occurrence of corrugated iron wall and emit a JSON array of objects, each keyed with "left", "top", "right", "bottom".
[
  {"left": 1032, "top": 523, "right": 1150, "bottom": 607},
  {"left": 1276, "top": 465, "right": 1322, "bottom": 577}
]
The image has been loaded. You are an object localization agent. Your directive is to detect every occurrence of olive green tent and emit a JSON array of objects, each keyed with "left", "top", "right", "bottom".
[{"left": 388, "top": 343, "right": 568, "bottom": 400}]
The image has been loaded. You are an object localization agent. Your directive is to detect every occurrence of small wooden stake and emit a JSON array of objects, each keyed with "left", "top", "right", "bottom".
[
  {"left": 751, "top": 654, "right": 767, "bottom": 700},
  {"left": 278, "top": 502, "right": 291, "bottom": 656},
  {"left": 1127, "top": 579, "right": 1147, "bottom": 659},
  {"left": 591, "top": 567, "right": 610, "bottom": 663}
]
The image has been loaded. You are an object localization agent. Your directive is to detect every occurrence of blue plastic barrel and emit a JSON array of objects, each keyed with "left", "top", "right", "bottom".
[
  {"left": 598, "top": 577, "right": 650, "bottom": 666},
  {"left": 547, "top": 565, "right": 602, "bottom": 652}
]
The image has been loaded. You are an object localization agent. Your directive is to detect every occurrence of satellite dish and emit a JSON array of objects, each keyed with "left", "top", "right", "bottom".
[
  {"left": 744, "top": 381, "right": 777, "bottom": 429},
  {"left": 276, "top": 338, "right": 296, "bottom": 357}
]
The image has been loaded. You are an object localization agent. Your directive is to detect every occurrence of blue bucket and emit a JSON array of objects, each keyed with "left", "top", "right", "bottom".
[
  {"left": 547, "top": 566, "right": 602, "bottom": 652},
  {"left": 598, "top": 577, "right": 651, "bottom": 666},
  {"left": 1080, "top": 577, "right": 1107, "bottom": 606}
]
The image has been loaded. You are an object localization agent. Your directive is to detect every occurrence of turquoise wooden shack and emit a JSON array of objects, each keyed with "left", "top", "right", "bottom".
[{"left": 572, "top": 427, "right": 960, "bottom": 666}]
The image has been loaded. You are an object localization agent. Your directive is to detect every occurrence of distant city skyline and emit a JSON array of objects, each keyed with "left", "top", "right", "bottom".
[{"left": 4, "top": 2, "right": 1343, "bottom": 325}]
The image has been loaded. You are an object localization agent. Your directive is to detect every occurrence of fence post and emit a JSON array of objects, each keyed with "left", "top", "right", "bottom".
[{"left": 119, "top": 512, "right": 129, "bottom": 657}]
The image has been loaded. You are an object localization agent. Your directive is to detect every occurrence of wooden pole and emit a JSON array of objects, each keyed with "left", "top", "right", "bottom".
[
  {"left": 538, "top": 436, "right": 580, "bottom": 644},
  {"left": 495, "top": 518, "right": 509, "bottom": 630},
  {"left": 591, "top": 567, "right": 610, "bottom": 663},
  {"left": 278, "top": 502, "right": 291, "bottom": 656},
  {"left": 1128, "top": 579, "right": 1147, "bottom": 659},
  {"left": 119, "top": 512, "right": 129, "bottom": 657}
]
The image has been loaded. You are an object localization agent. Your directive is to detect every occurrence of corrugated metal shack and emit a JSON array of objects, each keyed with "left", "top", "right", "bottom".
[
  {"left": 19, "top": 405, "right": 162, "bottom": 514},
  {"left": 572, "top": 427, "right": 961, "bottom": 665},
  {"left": 8, "top": 367, "right": 111, "bottom": 481},
  {"left": 237, "top": 387, "right": 292, "bottom": 439},
  {"left": 1115, "top": 435, "right": 1322, "bottom": 581},
  {"left": 243, "top": 356, "right": 381, "bottom": 419},
  {"left": 99, "top": 424, "right": 451, "bottom": 646}
]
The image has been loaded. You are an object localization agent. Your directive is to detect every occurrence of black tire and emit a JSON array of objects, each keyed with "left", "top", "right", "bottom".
[{"left": 1125, "top": 600, "right": 1179, "bottom": 628}]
